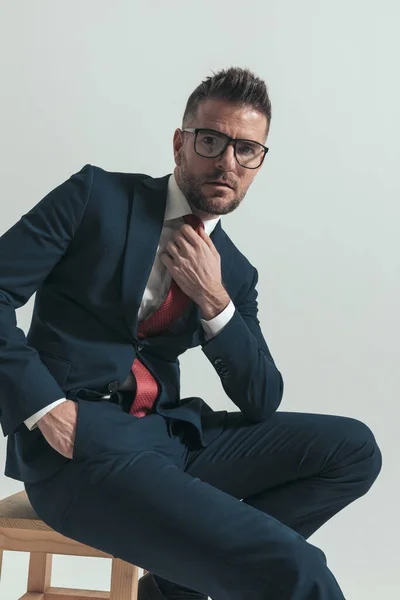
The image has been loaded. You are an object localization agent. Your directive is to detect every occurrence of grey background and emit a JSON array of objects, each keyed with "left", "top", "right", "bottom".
[{"left": 0, "top": 1, "right": 398, "bottom": 598}]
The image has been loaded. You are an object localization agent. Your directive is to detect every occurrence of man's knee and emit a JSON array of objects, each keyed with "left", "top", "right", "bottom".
[{"left": 345, "top": 417, "right": 383, "bottom": 492}]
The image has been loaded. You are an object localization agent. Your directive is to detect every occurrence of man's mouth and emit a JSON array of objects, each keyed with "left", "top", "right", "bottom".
[{"left": 206, "top": 181, "right": 233, "bottom": 189}]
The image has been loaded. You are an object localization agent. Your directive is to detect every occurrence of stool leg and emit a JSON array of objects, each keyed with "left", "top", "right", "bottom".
[
  {"left": 27, "top": 552, "right": 52, "bottom": 593},
  {"left": 110, "top": 558, "right": 139, "bottom": 600}
]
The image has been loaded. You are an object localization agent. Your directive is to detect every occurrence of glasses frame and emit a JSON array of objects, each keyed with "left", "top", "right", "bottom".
[{"left": 182, "top": 127, "right": 269, "bottom": 169}]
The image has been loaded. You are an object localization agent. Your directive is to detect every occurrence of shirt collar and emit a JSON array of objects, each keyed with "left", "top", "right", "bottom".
[{"left": 166, "top": 173, "right": 221, "bottom": 236}]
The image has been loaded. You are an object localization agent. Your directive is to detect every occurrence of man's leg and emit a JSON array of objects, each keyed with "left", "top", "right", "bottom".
[
  {"left": 153, "top": 410, "right": 382, "bottom": 598},
  {"left": 186, "top": 411, "right": 382, "bottom": 537},
  {"left": 25, "top": 400, "right": 345, "bottom": 600}
]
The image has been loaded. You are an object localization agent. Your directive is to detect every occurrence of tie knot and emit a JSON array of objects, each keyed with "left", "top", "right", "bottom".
[{"left": 183, "top": 214, "right": 204, "bottom": 232}]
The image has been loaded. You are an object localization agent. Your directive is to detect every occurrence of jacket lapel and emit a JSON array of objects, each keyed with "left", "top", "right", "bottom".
[{"left": 121, "top": 174, "right": 169, "bottom": 339}]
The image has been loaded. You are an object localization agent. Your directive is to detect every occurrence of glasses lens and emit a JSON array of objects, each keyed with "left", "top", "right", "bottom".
[
  {"left": 194, "top": 129, "right": 266, "bottom": 169},
  {"left": 235, "top": 141, "right": 265, "bottom": 168},
  {"left": 195, "top": 130, "right": 227, "bottom": 158}
]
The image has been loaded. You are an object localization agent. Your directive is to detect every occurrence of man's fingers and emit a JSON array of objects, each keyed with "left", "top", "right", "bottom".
[
  {"left": 198, "top": 226, "right": 217, "bottom": 253},
  {"left": 180, "top": 224, "right": 202, "bottom": 244},
  {"left": 166, "top": 240, "right": 180, "bottom": 256},
  {"left": 180, "top": 223, "right": 214, "bottom": 249},
  {"left": 160, "top": 252, "right": 174, "bottom": 267},
  {"left": 198, "top": 226, "right": 210, "bottom": 244}
]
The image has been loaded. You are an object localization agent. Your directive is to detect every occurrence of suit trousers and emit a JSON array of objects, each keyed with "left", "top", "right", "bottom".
[{"left": 25, "top": 398, "right": 382, "bottom": 600}]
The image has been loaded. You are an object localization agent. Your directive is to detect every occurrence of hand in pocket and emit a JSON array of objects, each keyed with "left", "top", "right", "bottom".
[{"left": 37, "top": 400, "right": 78, "bottom": 459}]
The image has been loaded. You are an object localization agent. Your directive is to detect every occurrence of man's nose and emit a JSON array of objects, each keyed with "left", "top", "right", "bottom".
[{"left": 215, "top": 143, "right": 236, "bottom": 171}]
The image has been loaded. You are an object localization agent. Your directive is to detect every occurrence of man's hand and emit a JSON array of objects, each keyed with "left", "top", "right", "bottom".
[
  {"left": 36, "top": 400, "right": 78, "bottom": 459},
  {"left": 160, "top": 224, "right": 231, "bottom": 320}
]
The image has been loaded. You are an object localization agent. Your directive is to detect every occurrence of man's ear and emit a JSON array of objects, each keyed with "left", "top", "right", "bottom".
[{"left": 173, "top": 129, "right": 184, "bottom": 166}]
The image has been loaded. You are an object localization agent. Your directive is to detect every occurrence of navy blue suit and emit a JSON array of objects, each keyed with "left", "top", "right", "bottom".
[
  {"left": 0, "top": 164, "right": 283, "bottom": 483},
  {"left": 0, "top": 165, "right": 381, "bottom": 599}
]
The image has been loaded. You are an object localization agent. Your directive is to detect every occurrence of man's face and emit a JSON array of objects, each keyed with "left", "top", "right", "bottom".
[{"left": 173, "top": 98, "right": 269, "bottom": 219}]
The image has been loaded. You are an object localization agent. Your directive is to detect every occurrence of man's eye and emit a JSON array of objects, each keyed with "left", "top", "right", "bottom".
[{"left": 238, "top": 143, "right": 255, "bottom": 155}]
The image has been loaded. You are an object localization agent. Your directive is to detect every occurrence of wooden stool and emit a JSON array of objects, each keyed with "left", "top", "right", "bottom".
[{"left": 0, "top": 491, "right": 148, "bottom": 599}]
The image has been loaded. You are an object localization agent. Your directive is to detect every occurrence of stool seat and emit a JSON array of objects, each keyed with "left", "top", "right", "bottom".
[
  {"left": 0, "top": 490, "right": 142, "bottom": 599},
  {"left": 0, "top": 490, "right": 58, "bottom": 530}
]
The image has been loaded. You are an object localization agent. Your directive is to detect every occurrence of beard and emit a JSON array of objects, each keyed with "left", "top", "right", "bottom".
[{"left": 178, "top": 154, "right": 246, "bottom": 216}]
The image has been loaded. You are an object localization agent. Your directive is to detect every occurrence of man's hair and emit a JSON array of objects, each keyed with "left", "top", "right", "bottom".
[{"left": 182, "top": 66, "right": 271, "bottom": 134}]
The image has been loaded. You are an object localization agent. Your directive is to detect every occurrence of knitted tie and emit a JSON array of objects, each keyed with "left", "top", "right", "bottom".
[{"left": 129, "top": 214, "right": 205, "bottom": 417}]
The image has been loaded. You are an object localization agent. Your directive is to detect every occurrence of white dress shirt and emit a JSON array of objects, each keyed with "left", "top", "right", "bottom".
[{"left": 24, "top": 173, "right": 235, "bottom": 430}]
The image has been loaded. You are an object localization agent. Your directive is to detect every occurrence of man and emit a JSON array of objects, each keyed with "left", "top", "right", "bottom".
[{"left": 0, "top": 67, "right": 382, "bottom": 600}]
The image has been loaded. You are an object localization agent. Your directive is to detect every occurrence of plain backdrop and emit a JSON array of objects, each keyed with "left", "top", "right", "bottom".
[{"left": 0, "top": 1, "right": 399, "bottom": 598}]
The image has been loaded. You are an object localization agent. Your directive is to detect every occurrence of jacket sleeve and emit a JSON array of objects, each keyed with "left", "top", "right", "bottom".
[
  {"left": 0, "top": 164, "right": 93, "bottom": 437},
  {"left": 202, "top": 267, "right": 284, "bottom": 422}
]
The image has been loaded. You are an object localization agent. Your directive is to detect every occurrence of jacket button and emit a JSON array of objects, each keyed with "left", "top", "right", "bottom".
[{"left": 107, "top": 380, "right": 120, "bottom": 393}]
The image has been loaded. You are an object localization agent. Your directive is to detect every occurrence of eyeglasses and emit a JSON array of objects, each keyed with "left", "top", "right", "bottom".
[{"left": 182, "top": 128, "right": 268, "bottom": 169}]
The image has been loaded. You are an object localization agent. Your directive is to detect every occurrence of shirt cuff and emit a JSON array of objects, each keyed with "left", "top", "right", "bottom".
[
  {"left": 200, "top": 300, "right": 235, "bottom": 341},
  {"left": 24, "top": 398, "right": 68, "bottom": 431}
]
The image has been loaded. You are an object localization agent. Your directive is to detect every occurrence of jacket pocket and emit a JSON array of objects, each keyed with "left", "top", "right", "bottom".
[{"left": 38, "top": 352, "right": 72, "bottom": 388}]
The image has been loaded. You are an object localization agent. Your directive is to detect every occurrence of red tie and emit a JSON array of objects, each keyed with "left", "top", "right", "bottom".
[{"left": 129, "top": 214, "right": 204, "bottom": 417}]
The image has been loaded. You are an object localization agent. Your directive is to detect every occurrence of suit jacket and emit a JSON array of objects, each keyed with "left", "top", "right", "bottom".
[{"left": 0, "top": 164, "right": 284, "bottom": 483}]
